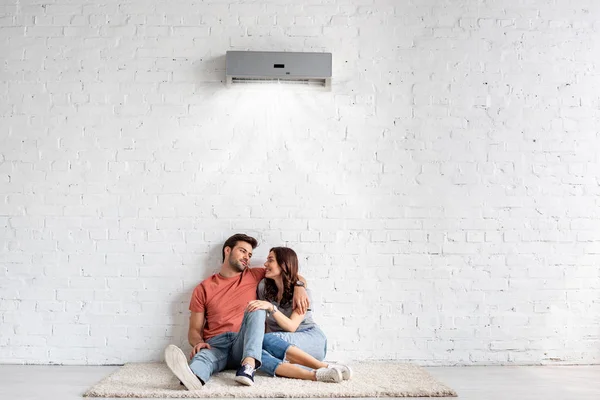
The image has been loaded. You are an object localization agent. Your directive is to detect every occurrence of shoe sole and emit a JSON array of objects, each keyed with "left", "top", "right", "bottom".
[
  {"left": 234, "top": 375, "right": 254, "bottom": 386},
  {"left": 339, "top": 365, "right": 353, "bottom": 380},
  {"left": 330, "top": 364, "right": 353, "bottom": 380},
  {"left": 317, "top": 368, "right": 343, "bottom": 383},
  {"left": 165, "top": 345, "right": 203, "bottom": 391},
  {"left": 331, "top": 369, "right": 343, "bottom": 383}
]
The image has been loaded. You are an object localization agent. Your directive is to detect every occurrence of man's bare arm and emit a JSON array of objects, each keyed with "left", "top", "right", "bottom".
[
  {"left": 298, "top": 274, "right": 307, "bottom": 288},
  {"left": 188, "top": 312, "right": 205, "bottom": 347},
  {"left": 188, "top": 312, "right": 212, "bottom": 359},
  {"left": 293, "top": 274, "right": 309, "bottom": 313}
]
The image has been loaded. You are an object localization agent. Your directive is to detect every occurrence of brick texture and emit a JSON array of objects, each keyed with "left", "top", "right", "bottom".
[{"left": 1, "top": 0, "right": 599, "bottom": 365}]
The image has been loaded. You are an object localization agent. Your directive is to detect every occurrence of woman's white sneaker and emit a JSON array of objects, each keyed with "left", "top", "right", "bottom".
[
  {"left": 328, "top": 363, "right": 353, "bottom": 380},
  {"left": 315, "top": 367, "right": 343, "bottom": 383},
  {"left": 164, "top": 345, "right": 204, "bottom": 391}
]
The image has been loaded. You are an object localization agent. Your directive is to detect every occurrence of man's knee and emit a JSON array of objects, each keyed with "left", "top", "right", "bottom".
[
  {"left": 192, "top": 348, "right": 219, "bottom": 364},
  {"left": 191, "top": 349, "right": 225, "bottom": 377},
  {"left": 243, "top": 310, "right": 266, "bottom": 322}
]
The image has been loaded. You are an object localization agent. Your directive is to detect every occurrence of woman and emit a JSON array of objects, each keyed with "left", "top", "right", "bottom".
[
  {"left": 246, "top": 247, "right": 352, "bottom": 381},
  {"left": 257, "top": 334, "right": 344, "bottom": 382}
]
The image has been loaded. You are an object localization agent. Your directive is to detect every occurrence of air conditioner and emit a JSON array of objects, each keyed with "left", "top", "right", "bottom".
[{"left": 225, "top": 51, "right": 332, "bottom": 88}]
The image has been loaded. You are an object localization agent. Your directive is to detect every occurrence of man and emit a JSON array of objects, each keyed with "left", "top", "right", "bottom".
[{"left": 164, "top": 233, "right": 309, "bottom": 390}]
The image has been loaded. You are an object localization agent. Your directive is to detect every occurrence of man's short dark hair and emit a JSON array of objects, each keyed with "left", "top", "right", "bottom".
[{"left": 222, "top": 233, "right": 258, "bottom": 262}]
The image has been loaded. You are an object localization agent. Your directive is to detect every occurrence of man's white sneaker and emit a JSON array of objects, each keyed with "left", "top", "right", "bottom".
[
  {"left": 164, "top": 345, "right": 204, "bottom": 391},
  {"left": 328, "top": 363, "right": 353, "bottom": 380},
  {"left": 315, "top": 367, "right": 343, "bottom": 383}
]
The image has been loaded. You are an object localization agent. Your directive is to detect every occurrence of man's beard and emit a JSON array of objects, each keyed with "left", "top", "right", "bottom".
[{"left": 229, "top": 258, "right": 245, "bottom": 272}]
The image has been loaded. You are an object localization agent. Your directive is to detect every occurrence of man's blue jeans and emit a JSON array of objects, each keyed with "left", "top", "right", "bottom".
[{"left": 189, "top": 311, "right": 265, "bottom": 383}]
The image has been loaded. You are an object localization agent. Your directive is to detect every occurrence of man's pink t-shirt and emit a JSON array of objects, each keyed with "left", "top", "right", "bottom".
[{"left": 189, "top": 267, "right": 266, "bottom": 340}]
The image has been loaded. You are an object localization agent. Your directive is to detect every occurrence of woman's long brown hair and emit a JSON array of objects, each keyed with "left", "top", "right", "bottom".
[{"left": 263, "top": 247, "right": 299, "bottom": 308}]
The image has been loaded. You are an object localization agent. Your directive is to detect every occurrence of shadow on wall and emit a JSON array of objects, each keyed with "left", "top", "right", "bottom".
[{"left": 166, "top": 243, "right": 223, "bottom": 355}]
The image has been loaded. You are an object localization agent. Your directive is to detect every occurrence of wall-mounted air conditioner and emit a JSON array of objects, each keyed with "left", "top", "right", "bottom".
[{"left": 225, "top": 51, "right": 332, "bottom": 88}]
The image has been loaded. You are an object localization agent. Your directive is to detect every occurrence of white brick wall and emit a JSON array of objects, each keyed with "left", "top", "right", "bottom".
[{"left": 1, "top": 0, "right": 599, "bottom": 365}]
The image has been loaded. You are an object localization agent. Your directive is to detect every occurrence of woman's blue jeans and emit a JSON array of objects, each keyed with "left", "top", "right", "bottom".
[
  {"left": 259, "top": 334, "right": 292, "bottom": 376},
  {"left": 259, "top": 327, "right": 328, "bottom": 376}
]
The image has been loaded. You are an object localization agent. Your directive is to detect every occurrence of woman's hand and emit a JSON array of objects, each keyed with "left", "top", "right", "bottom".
[{"left": 246, "top": 300, "right": 274, "bottom": 313}]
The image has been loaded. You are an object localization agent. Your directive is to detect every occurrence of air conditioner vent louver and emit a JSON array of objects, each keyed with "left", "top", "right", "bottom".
[
  {"left": 226, "top": 51, "right": 332, "bottom": 89},
  {"left": 231, "top": 77, "right": 327, "bottom": 86}
]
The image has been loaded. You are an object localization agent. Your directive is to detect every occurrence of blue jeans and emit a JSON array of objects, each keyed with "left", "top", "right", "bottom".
[
  {"left": 267, "top": 326, "right": 327, "bottom": 361},
  {"left": 260, "top": 334, "right": 293, "bottom": 376},
  {"left": 189, "top": 311, "right": 265, "bottom": 383}
]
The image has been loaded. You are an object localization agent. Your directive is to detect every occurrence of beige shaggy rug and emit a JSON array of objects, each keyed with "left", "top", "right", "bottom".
[{"left": 84, "top": 362, "right": 457, "bottom": 398}]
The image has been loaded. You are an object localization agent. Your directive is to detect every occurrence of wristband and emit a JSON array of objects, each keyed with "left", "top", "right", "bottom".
[{"left": 268, "top": 304, "right": 278, "bottom": 316}]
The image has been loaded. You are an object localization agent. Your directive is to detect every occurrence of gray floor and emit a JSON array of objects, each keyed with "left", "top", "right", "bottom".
[{"left": 0, "top": 364, "right": 599, "bottom": 400}]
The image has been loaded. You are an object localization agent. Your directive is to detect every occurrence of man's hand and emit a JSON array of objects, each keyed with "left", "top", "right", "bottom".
[
  {"left": 293, "top": 286, "right": 309, "bottom": 314},
  {"left": 189, "top": 342, "right": 212, "bottom": 360}
]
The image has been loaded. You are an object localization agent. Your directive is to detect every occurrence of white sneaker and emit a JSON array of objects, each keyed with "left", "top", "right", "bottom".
[
  {"left": 164, "top": 345, "right": 204, "bottom": 391},
  {"left": 315, "top": 367, "right": 343, "bottom": 383},
  {"left": 328, "top": 363, "right": 353, "bottom": 380}
]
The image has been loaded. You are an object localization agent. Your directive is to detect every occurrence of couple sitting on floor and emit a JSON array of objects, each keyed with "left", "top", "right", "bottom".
[{"left": 164, "top": 233, "right": 352, "bottom": 390}]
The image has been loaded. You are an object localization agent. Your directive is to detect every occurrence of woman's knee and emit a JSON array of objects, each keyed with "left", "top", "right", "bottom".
[
  {"left": 263, "top": 333, "right": 287, "bottom": 349},
  {"left": 262, "top": 335, "right": 291, "bottom": 359}
]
